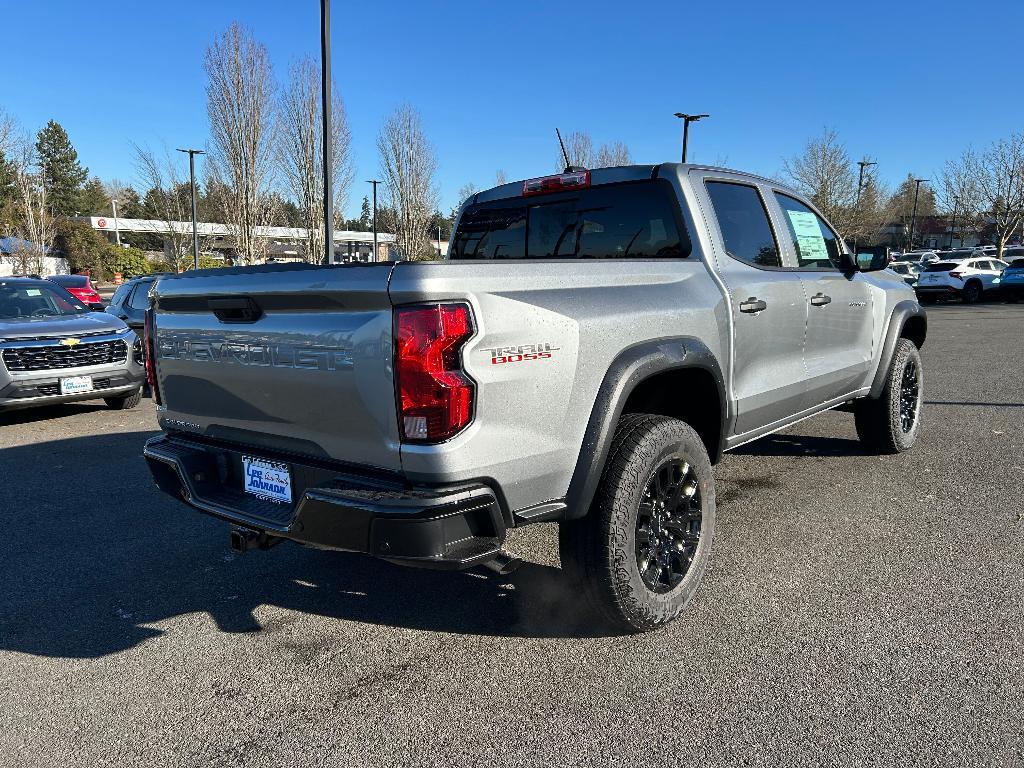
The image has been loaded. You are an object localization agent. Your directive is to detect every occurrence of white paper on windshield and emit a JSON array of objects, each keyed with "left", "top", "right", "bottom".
[
  {"left": 787, "top": 210, "right": 829, "bottom": 263},
  {"left": 26, "top": 289, "right": 41, "bottom": 296}
]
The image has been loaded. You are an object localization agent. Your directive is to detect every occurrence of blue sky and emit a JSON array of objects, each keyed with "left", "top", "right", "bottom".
[{"left": 2, "top": 0, "right": 1022, "bottom": 217}]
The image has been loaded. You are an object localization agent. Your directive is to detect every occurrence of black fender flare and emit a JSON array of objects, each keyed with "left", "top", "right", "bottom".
[
  {"left": 869, "top": 300, "right": 928, "bottom": 398},
  {"left": 563, "top": 336, "right": 727, "bottom": 520}
]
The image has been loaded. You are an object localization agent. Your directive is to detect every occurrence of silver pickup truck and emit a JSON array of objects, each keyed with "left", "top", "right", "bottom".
[{"left": 143, "top": 163, "right": 926, "bottom": 632}]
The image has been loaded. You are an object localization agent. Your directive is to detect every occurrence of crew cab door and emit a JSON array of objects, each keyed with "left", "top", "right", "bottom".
[
  {"left": 694, "top": 173, "right": 808, "bottom": 436},
  {"left": 768, "top": 191, "right": 874, "bottom": 406}
]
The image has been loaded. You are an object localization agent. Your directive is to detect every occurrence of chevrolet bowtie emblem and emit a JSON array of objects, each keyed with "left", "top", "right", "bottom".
[{"left": 59, "top": 337, "right": 81, "bottom": 347}]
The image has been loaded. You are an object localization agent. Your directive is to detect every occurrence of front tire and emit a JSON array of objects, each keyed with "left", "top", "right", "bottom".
[
  {"left": 559, "top": 414, "right": 716, "bottom": 633},
  {"left": 105, "top": 388, "right": 142, "bottom": 410},
  {"left": 854, "top": 338, "right": 923, "bottom": 454}
]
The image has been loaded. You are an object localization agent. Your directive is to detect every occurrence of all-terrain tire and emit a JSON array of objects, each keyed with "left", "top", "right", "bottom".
[
  {"left": 105, "top": 388, "right": 142, "bottom": 410},
  {"left": 854, "top": 338, "right": 923, "bottom": 454},
  {"left": 558, "top": 414, "right": 715, "bottom": 633}
]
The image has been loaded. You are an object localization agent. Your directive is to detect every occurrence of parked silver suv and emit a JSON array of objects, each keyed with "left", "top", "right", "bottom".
[
  {"left": 0, "top": 278, "right": 144, "bottom": 412},
  {"left": 143, "top": 163, "right": 926, "bottom": 632}
]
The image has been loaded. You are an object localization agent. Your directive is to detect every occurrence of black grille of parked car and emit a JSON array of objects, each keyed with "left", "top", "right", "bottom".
[{"left": 2, "top": 340, "right": 128, "bottom": 372}]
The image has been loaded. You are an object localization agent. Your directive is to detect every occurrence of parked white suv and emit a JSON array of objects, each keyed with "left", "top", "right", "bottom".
[{"left": 916, "top": 257, "right": 1008, "bottom": 303}]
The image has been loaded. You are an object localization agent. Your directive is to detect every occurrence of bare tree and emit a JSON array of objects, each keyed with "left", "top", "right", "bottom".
[
  {"left": 204, "top": 23, "right": 277, "bottom": 265},
  {"left": 277, "top": 56, "right": 354, "bottom": 263},
  {"left": 495, "top": 170, "right": 508, "bottom": 186},
  {"left": 941, "top": 134, "right": 1024, "bottom": 258},
  {"left": 558, "top": 130, "right": 594, "bottom": 169},
  {"left": 782, "top": 128, "right": 868, "bottom": 238},
  {"left": 132, "top": 144, "right": 194, "bottom": 270},
  {"left": 377, "top": 104, "right": 438, "bottom": 260},
  {"left": 595, "top": 141, "right": 632, "bottom": 167},
  {"left": 0, "top": 110, "right": 15, "bottom": 159},
  {"left": 457, "top": 182, "right": 479, "bottom": 205},
  {"left": 5, "top": 132, "right": 53, "bottom": 275}
]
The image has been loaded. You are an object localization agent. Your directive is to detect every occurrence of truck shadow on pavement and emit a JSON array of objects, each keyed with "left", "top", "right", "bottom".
[
  {"left": 0, "top": 430, "right": 607, "bottom": 660},
  {"left": 731, "top": 432, "right": 867, "bottom": 457}
]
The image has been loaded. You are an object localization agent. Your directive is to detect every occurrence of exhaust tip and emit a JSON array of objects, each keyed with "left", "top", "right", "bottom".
[{"left": 482, "top": 551, "right": 523, "bottom": 576}]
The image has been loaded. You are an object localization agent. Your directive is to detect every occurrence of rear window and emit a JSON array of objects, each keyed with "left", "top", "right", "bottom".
[
  {"left": 450, "top": 181, "right": 690, "bottom": 260},
  {"left": 924, "top": 262, "right": 959, "bottom": 272},
  {"left": 1006, "top": 260, "right": 1024, "bottom": 270},
  {"left": 50, "top": 274, "right": 89, "bottom": 288}
]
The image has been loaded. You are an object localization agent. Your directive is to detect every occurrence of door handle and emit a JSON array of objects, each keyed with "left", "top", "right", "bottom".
[
  {"left": 809, "top": 293, "right": 832, "bottom": 306},
  {"left": 738, "top": 297, "right": 767, "bottom": 314}
]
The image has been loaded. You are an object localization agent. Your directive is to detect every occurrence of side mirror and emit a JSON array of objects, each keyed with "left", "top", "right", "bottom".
[{"left": 853, "top": 246, "right": 891, "bottom": 272}]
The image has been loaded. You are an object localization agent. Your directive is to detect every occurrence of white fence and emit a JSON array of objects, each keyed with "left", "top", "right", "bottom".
[{"left": 0, "top": 255, "right": 70, "bottom": 278}]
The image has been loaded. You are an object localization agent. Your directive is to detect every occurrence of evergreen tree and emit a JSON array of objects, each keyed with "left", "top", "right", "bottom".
[
  {"left": 78, "top": 177, "right": 110, "bottom": 216},
  {"left": 35, "top": 120, "right": 88, "bottom": 216},
  {"left": 359, "top": 195, "right": 372, "bottom": 230}
]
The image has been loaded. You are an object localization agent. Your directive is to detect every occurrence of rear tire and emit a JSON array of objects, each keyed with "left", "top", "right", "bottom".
[
  {"left": 105, "top": 388, "right": 142, "bottom": 410},
  {"left": 558, "top": 414, "right": 715, "bottom": 633},
  {"left": 854, "top": 338, "right": 923, "bottom": 454},
  {"left": 962, "top": 280, "right": 982, "bottom": 303}
]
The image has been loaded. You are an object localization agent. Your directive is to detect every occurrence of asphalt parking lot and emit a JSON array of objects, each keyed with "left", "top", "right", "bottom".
[{"left": 1, "top": 303, "right": 1022, "bottom": 767}]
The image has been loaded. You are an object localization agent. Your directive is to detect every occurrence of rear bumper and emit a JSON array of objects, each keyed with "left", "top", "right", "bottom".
[{"left": 143, "top": 434, "right": 507, "bottom": 569}]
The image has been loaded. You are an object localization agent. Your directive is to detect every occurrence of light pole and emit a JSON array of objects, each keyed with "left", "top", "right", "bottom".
[
  {"left": 856, "top": 160, "right": 877, "bottom": 209},
  {"left": 853, "top": 160, "right": 877, "bottom": 250},
  {"left": 908, "top": 178, "right": 929, "bottom": 251},
  {"left": 367, "top": 179, "right": 380, "bottom": 261},
  {"left": 436, "top": 225, "right": 442, "bottom": 258},
  {"left": 673, "top": 112, "right": 709, "bottom": 163},
  {"left": 111, "top": 199, "right": 121, "bottom": 247},
  {"left": 320, "top": 0, "right": 334, "bottom": 266},
  {"left": 948, "top": 196, "right": 959, "bottom": 249},
  {"left": 176, "top": 148, "right": 205, "bottom": 270}
]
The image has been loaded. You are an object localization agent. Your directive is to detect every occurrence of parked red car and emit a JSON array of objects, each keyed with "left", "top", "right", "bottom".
[{"left": 48, "top": 274, "right": 104, "bottom": 310}]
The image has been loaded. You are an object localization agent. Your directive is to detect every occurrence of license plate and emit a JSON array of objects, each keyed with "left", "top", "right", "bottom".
[
  {"left": 242, "top": 456, "right": 292, "bottom": 504},
  {"left": 60, "top": 376, "right": 93, "bottom": 395}
]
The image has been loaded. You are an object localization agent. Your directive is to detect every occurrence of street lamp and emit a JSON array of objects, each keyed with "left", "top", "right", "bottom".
[
  {"left": 366, "top": 179, "right": 381, "bottom": 261},
  {"left": 908, "top": 178, "right": 929, "bottom": 251},
  {"left": 176, "top": 148, "right": 206, "bottom": 270},
  {"left": 855, "top": 160, "right": 877, "bottom": 209},
  {"left": 673, "top": 112, "right": 709, "bottom": 163},
  {"left": 110, "top": 199, "right": 121, "bottom": 247},
  {"left": 948, "top": 196, "right": 960, "bottom": 249},
  {"left": 320, "top": 0, "right": 334, "bottom": 266},
  {"left": 436, "top": 225, "right": 442, "bottom": 258}
]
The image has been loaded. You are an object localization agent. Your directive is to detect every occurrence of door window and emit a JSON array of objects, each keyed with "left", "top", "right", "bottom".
[
  {"left": 774, "top": 193, "right": 843, "bottom": 269},
  {"left": 128, "top": 282, "right": 152, "bottom": 310},
  {"left": 704, "top": 181, "right": 780, "bottom": 267},
  {"left": 109, "top": 283, "right": 131, "bottom": 307}
]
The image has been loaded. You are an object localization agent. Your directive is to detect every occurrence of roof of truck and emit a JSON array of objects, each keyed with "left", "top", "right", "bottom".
[{"left": 468, "top": 162, "right": 792, "bottom": 208}]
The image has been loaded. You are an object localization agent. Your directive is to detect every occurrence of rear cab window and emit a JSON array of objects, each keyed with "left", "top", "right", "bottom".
[
  {"left": 924, "top": 262, "right": 959, "bottom": 272},
  {"left": 450, "top": 180, "right": 690, "bottom": 260},
  {"left": 703, "top": 181, "right": 780, "bottom": 267}
]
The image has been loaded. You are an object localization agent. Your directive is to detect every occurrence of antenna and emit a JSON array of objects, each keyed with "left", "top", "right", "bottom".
[{"left": 556, "top": 128, "right": 571, "bottom": 172}]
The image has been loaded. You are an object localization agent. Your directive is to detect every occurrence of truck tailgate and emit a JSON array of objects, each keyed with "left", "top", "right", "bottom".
[{"left": 150, "top": 263, "right": 402, "bottom": 472}]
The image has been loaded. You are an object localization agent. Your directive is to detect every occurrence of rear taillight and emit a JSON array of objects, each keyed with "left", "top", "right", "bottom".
[
  {"left": 143, "top": 308, "right": 162, "bottom": 405},
  {"left": 949, "top": 271, "right": 963, "bottom": 279},
  {"left": 394, "top": 303, "right": 475, "bottom": 442},
  {"left": 523, "top": 170, "right": 590, "bottom": 197}
]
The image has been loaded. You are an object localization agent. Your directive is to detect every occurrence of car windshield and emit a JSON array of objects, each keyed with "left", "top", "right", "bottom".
[
  {"left": 50, "top": 274, "right": 89, "bottom": 288},
  {"left": 924, "top": 262, "right": 960, "bottom": 272},
  {"left": 0, "top": 282, "right": 89, "bottom": 319}
]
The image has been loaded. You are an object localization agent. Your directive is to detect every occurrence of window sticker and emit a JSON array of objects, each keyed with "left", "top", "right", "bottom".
[
  {"left": 786, "top": 210, "right": 828, "bottom": 263},
  {"left": 26, "top": 289, "right": 41, "bottom": 296}
]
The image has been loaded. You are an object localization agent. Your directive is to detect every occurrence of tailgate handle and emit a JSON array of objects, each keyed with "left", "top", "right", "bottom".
[{"left": 209, "top": 297, "right": 263, "bottom": 323}]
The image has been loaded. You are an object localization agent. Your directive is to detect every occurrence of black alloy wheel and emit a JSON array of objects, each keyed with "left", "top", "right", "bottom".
[
  {"left": 635, "top": 457, "right": 702, "bottom": 593},
  {"left": 899, "top": 358, "right": 920, "bottom": 434}
]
